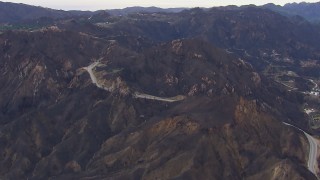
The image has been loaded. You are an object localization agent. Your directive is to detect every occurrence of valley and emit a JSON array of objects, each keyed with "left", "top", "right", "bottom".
[{"left": 0, "top": 1, "right": 320, "bottom": 179}]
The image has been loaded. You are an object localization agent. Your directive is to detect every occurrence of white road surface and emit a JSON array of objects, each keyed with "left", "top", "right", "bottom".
[
  {"left": 283, "top": 122, "right": 318, "bottom": 176},
  {"left": 133, "top": 92, "right": 186, "bottom": 102},
  {"left": 275, "top": 80, "right": 298, "bottom": 91},
  {"left": 308, "top": 79, "right": 318, "bottom": 90},
  {"left": 83, "top": 62, "right": 186, "bottom": 103},
  {"left": 83, "top": 61, "right": 103, "bottom": 89}
]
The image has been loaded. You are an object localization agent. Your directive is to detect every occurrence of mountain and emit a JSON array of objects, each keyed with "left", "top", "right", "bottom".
[
  {"left": 0, "top": 2, "right": 320, "bottom": 180},
  {"left": 0, "top": 28, "right": 313, "bottom": 179},
  {"left": 263, "top": 2, "right": 320, "bottom": 23},
  {"left": 107, "top": 6, "right": 186, "bottom": 16},
  {"left": 0, "top": 2, "right": 185, "bottom": 24},
  {"left": 0, "top": 1, "right": 93, "bottom": 23},
  {"left": 53, "top": 6, "right": 320, "bottom": 77}
]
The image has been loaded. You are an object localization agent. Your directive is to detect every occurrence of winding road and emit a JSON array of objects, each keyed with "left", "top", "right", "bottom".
[
  {"left": 308, "top": 79, "right": 318, "bottom": 90},
  {"left": 283, "top": 122, "right": 318, "bottom": 177},
  {"left": 83, "top": 61, "right": 103, "bottom": 89},
  {"left": 83, "top": 61, "right": 186, "bottom": 103},
  {"left": 84, "top": 61, "right": 317, "bottom": 176}
]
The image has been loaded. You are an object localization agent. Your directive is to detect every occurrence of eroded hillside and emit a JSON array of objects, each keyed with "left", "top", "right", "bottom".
[{"left": 0, "top": 27, "right": 316, "bottom": 179}]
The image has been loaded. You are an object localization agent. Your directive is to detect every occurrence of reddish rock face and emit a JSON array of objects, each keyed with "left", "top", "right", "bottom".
[
  {"left": 0, "top": 4, "right": 319, "bottom": 179},
  {"left": 0, "top": 28, "right": 313, "bottom": 179}
]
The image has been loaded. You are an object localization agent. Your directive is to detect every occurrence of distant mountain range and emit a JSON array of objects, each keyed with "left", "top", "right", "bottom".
[
  {"left": 0, "top": 1, "right": 94, "bottom": 23},
  {"left": 263, "top": 2, "right": 320, "bottom": 23},
  {"left": 107, "top": 6, "right": 186, "bottom": 16},
  {"left": 1, "top": 1, "right": 320, "bottom": 23},
  {"left": 0, "top": 2, "right": 185, "bottom": 23}
]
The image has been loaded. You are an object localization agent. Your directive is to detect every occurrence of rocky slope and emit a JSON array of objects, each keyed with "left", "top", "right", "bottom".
[
  {"left": 0, "top": 27, "right": 316, "bottom": 179},
  {"left": 45, "top": 6, "right": 320, "bottom": 78}
]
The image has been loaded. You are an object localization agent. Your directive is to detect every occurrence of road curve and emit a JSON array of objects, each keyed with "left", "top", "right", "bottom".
[
  {"left": 283, "top": 122, "right": 318, "bottom": 176},
  {"left": 308, "top": 79, "right": 318, "bottom": 90},
  {"left": 83, "top": 62, "right": 102, "bottom": 89},
  {"left": 83, "top": 62, "right": 186, "bottom": 103}
]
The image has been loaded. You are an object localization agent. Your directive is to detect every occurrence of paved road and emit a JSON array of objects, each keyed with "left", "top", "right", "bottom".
[
  {"left": 275, "top": 80, "right": 298, "bottom": 91},
  {"left": 308, "top": 79, "right": 319, "bottom": 90},
  {"left": 84, "top": 62, "right": 186, "bottom": 103},
  {"left": 83, "top": 62, "right": 102, "bottom": 88},
  {"left": 133, "top": 92, "right": 185, "bottom": 102},
  {"left": 283, "top": 122, "right": 318, "bottom": 176},
  {"left": 83, "top": 61, "right": 115, "bottom": 92}
]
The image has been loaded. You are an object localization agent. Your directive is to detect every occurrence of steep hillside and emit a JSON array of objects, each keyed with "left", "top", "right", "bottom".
[
  {"left": 55, "top": 7, "right": 320, "bottom": 71},
  {"left": 0, "top": 2, "right": 320, "bottom": 179},
  {"left": 51, "top": 6, "right": 320, "bottom": 82},
  {"left": 0, "top": 29, "right": 315, "bottom": 179}
]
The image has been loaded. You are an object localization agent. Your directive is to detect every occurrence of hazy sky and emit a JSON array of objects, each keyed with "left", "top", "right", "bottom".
[{"left": 3, "top": 0, "right": 320, "bottom": 10}]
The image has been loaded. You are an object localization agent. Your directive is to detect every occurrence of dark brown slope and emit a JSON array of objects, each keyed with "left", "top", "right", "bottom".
[
  {"left": 0, "top": 28, "right": 106, "bottom": 122},
  {"left": 176, "top": 7, "right": 320, "bottom": 50},
  {"left": 173, "top": 7, "right": 320, "bottom": 74},
  {"left": 64, "top": 97, "right": 313, "bottom": 180},
  {"left": 0, "top": 30, "right": 314, "bottom": 179},
  {"left": 58, "top": 7, "right": 320, "bottom": 77}
]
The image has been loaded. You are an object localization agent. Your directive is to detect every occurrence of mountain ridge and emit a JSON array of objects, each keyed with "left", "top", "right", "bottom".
[
  {"left": 0, "top": 1, "right": 93, "bottom": 23},
  {"left": 0, "top": 28, "right": 314, "bottom": 179},
  {"left": 1, "top": 1, "right": 320, "bottom": 24},
  {"left": 263, "top": 2, "right": 320, "bottom": 23},
  {"left": 0, "top": 1, "right": 320, "bottom": 179}
]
